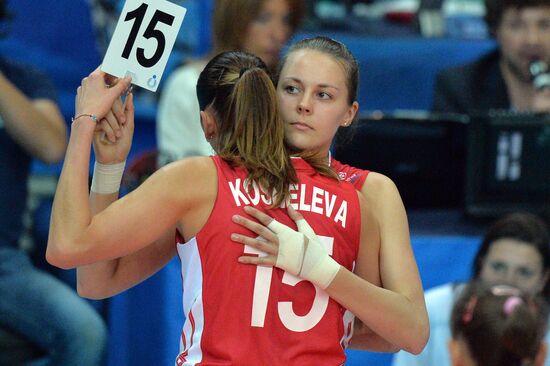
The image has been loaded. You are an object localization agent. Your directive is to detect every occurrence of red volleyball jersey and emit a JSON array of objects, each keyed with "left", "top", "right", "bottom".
[
  {"left": 175, "top": 156, "right": 361, "bottom": 366},
  {"left": 330, "top": 158, "right": 369, "bottom": 190}
]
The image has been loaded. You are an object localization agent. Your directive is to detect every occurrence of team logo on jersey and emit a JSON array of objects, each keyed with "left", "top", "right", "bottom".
[{"left": 338, "top": 172, "right": 347, "bottom": 181}]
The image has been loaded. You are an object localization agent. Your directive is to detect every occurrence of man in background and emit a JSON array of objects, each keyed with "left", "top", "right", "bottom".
[{"left": 433, "top": 0, "right": 550, "bottom": 114}]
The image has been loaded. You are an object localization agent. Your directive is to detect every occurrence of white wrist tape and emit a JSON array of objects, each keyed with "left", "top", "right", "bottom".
[
  {"left": 268, "top": 220, "right": 305, "bottom": 276},
  {"left": 90, "top": 161, "right": 126, "bottom": 194},
  {"left": 268, "top": 218, "right": 340, "bottom": 289},
  {"left": 300, "top": 236, "right": 340, "bottom": 290},
  {"left": 295, "top": 218, "right": 340, "bottom": 289}
]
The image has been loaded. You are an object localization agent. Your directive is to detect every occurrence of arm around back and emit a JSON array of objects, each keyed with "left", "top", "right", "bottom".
[
  {"left": 355, "top": 172, "right": 429, "bottom": 354},
  {"left": 47, "top": 155, "right": 216, "bottom": 269}
]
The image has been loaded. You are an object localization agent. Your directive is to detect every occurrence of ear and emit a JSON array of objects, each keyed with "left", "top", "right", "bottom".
[
  {"left": 200, "top": 110, "right": 217, "bottom": 140},
  {"left": 534, "top": 341, "right": 547, "bottom": 366},
  {"left": 341, "top": 101, "right": 359, "bottom": 127}
]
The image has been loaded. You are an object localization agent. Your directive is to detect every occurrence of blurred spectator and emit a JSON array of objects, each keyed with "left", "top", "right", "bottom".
[
  {"left": 433, "top": 0, "right": 550, "bottom": 114},
  {"left": 393, "top": 212, "right": 550, "bottom": 366},
  {"left": 156, "top": 0, "right": 305, "bottom": 166},
  {"left": 449, "top": 281, "right": 548, "bottom": 366},
  {"left": 0, "top": 1, "right": 107, "bottom": 364}
]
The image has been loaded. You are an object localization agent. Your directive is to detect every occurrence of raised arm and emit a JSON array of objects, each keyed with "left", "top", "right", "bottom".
[
  {"left": 46, "top": 68, "right": 209, "bottom": 270},
  {"left": 75, "top": 91, "right": 177, "bottom": 299}
]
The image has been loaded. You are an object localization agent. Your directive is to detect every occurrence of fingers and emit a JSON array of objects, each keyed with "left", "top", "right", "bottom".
[
  {"left": 231, "top": 233, "right": 278, "bottom": 256},
  {"left": 111, "top": 97, "right": 127, "bottom": 125},
  {"left": 287, "top": 205, "right": 304, "bottom": 222},
  {"left": 243, "top": 206, "right": 275, "bottom": 226},
  {"left": 124, "top": 92, "right": 135, "bottom": 132},
  {"left": 111, "top": 75, "right": 132, "bottom": 98},
  {"left": 238, "top": 254, "right": 276, "bottom": 266},
  {"left": 232, "top": 214, "right": 278, "bottom": 242},
  {"left": 99, "top": 111, "right": 119, "bottom": 143},
  {"left": 83, "top": 68, "right": 131, "bottom": 100}
]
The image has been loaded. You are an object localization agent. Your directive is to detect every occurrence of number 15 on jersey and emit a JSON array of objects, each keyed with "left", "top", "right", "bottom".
[{"left": 101, "top": 0, "right": 186, "bottom": 92}]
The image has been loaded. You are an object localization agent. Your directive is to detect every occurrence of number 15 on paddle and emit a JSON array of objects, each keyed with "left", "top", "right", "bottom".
[{"left": 101, "top": 0, "right": 186, "bottom": 92}]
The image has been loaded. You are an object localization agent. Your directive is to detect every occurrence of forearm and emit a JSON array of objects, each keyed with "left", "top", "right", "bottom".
[
  {"left": 77, "top": 241, "right": 176, "bottom": 299},
  {"left": 326, "top": 267, "right": 429, "bottom": 355},
  {"left": 76, "top": 191, "right": 121, "bottom": 297},
  {"left": 353, "top": 174, "right": 429, "bottom": 353},
  {"left": 0, "top": 73, "right": 66, "bottom": 162},
  {"left": 47, "top": 119, "right": 96, "bottom": 268},
  {"left": 77, "top": 228, "right": 177, "bottom": 299},
  {"left": 349, "top": 335, "right": 399, "bottom": 353}
]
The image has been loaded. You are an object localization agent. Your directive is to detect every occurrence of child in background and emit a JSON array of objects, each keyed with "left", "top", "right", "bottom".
[{"left": 449, "top": 281, "right": 549, "bottom": 366}]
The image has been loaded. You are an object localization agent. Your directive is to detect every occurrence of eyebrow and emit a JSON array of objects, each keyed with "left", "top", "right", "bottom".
[{"left": 283, "top": 77, "right": 340, "bottom": 90}]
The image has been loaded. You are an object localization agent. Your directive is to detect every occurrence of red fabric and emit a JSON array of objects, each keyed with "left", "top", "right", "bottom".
[
  {"left": 176, "top": 156, "right": 361, "bottom": 365},
  {"left": 330, "top": 158, "right": 369, "bottom": 190}
]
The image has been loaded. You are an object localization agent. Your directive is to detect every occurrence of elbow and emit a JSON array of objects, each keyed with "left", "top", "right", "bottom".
[
  {"left": 46, "top": 237, "right": 81, "bottom": 269},
  {"left": 77, "top": 280, "right": 108, "bottom": 300},
  {"left": 46, "top": 246, "right": 76, "bottom": 269},
  {"left": 402, "top": 320, "right": 430, "bottom": 355}
]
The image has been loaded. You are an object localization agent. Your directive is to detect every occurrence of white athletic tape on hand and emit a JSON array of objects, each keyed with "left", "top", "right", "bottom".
[
  {"left": 300, "top": 236, "right": 340, "bottom": 290},
  {"left": 267, "top": 220, "right": 305, "bottom": 276},
  {"left": 270, "top": 218, "right": 340, "bottom": 289},
  {"left": 90, "top": 161, "right": 126, "bottom": 194},
  {"left": 296, "top": 219, "right": 316, "bottom": 243}
]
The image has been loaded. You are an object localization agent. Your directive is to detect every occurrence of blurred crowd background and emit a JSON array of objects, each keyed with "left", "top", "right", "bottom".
[{"left": 1, "top": 0, "right": 549, "bottom": 365}]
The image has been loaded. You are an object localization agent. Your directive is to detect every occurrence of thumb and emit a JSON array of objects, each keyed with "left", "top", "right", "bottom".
[
  {"left": 287, "top": 206, "right": 316, "bottom": 240},
  {"left": 296, "top": 218, "right": 316, "bottom": 243},
  {"left": 108, "top": 76, "right": 132, "bottom": 100},
  {"left": 287, "top": 205, "right": 304, "bottom": 222}
]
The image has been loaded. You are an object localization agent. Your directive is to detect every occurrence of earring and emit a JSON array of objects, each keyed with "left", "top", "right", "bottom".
[{"left": 206, "top": 135, "right": 213, "bottom": 142}]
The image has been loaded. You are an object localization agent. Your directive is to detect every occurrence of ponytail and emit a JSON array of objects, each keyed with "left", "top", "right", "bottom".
[{"left": 197, "top": 51, "right": 297, "bottom": 207}]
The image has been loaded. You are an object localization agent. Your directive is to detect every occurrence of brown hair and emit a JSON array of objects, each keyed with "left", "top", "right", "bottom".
[
  {"left": 197, "top": 51, "right": 297, "bottom": 207},
  {"left": 484, "top": 0, "right": 550, "bottom": 35},
  {"left": 451, "top": 281, "right": 548, "bottom": 366},
  {"left": 471, "top": 212, "right": 550, "bottom": 297},
  {"left": 212, "top": 0, "right": 305, "bottom": 55},
  {"left": 277, "top": 36, "right": 359, "bottom": 179},
  {"left": 277, "top": 36, "right": 359, "bottom": 105}
]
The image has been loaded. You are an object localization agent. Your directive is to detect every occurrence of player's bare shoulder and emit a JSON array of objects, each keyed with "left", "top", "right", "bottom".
[
  {"left": 154, "top": 156, "right": 217, "bottom": 200},
  {"left": 362, "top": 172, "right": 401, "bottom": 203}
]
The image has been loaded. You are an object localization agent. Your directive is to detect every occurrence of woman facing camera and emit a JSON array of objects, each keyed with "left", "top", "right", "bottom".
[{"left": 157, "top": 0, "right": 305, "bottom": 165}]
